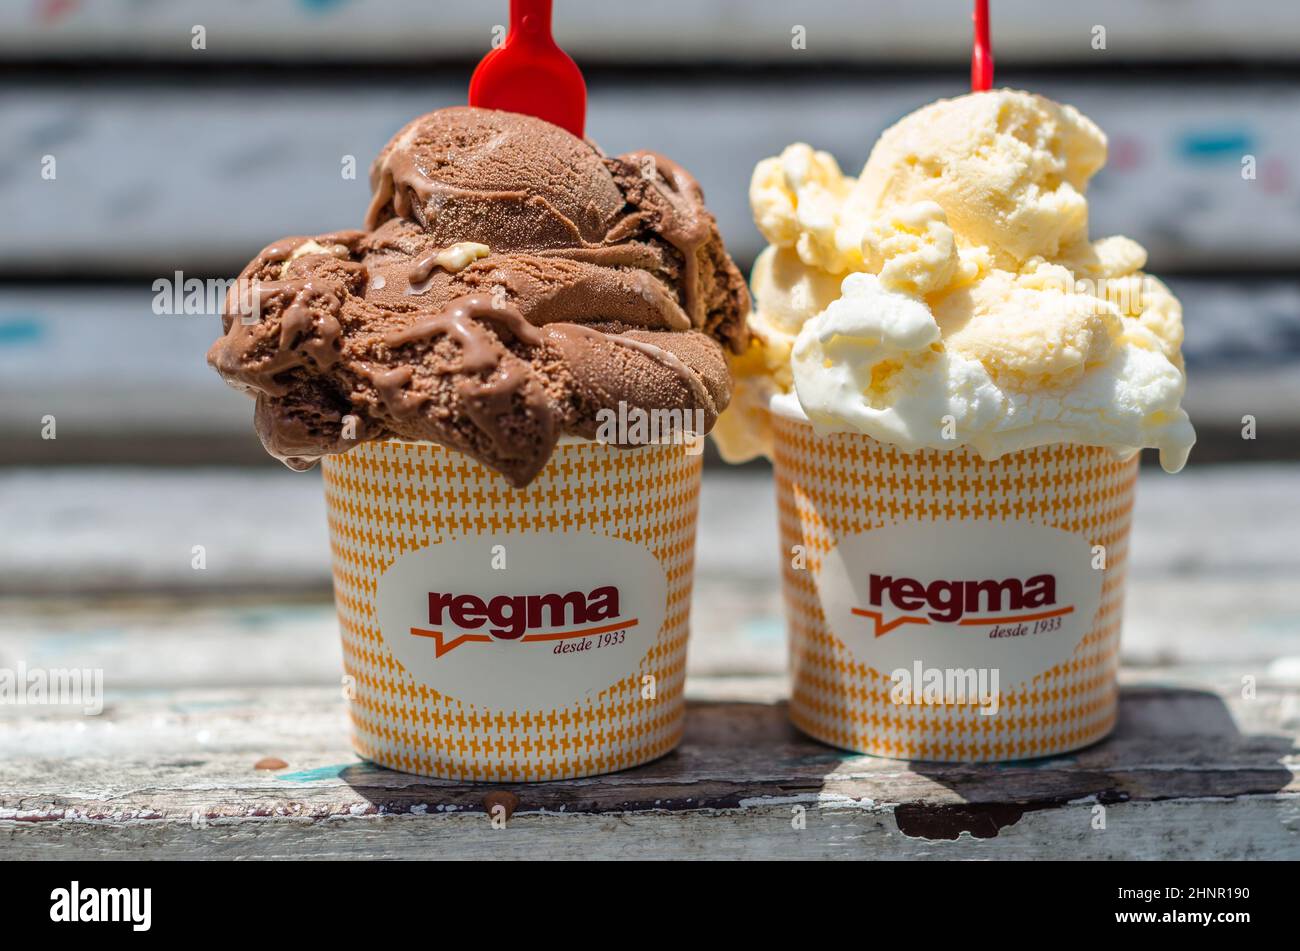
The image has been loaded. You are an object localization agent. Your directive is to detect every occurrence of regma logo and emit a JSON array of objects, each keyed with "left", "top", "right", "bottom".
[
  {"left": 869, "top": 573, "right": 1056, "bottom": 623},
  {"left": 428, "top": 586, "right": 621, "bottom": 640}
]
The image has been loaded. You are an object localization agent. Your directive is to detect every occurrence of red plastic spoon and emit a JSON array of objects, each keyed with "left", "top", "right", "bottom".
[
  {"left": 971, "top": 0, "right": 993, "bottom": 92},
  {"left": 468, "top": 0, "right": 587, "bottom": 138}
]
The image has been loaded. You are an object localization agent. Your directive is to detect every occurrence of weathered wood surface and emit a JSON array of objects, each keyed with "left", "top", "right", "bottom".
[
  {"left": 1, "top": 673, "right": 1297, "bottom": 860},
  {"left": 3, "top": 0, "right": 1296, "bottom": 62},
  {"left": 4, "top": 81, "right": 1297, "bottom": 274}
]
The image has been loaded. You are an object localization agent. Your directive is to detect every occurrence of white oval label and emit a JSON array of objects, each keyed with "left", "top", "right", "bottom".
[
  {"left": 375, "top": 533, "right": 667, "bottom": 710},
  {"left": 815, "top": 521, "right": 1104, "bottom": 689}
]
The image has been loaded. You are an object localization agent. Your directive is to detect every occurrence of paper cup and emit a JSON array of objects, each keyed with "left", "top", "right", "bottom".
[
  {"left": 321, "top": 438, "right": 701, "bottom": 782},
  {"left": 771, "top": 415, "right": 1138, "bottom": 762}
]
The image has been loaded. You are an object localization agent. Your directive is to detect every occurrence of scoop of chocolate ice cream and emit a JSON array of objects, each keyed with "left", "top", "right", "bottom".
[{"left": 208, "top": 106, "right": 749, "bottom": 485}]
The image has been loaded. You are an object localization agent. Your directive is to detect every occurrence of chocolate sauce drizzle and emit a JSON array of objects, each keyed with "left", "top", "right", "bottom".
[
  {"left": 373, "top": 295, "right": 555, "bottom": 466},
  {"left": 542, "top": 323, "right": 712, "bottom": 413},
  {"left": 210, "top": 109, "right": 746, "bottom": 486},
  {"left": 622, "top": 151, "right": 710, "bottom": 327},
  {"left": 216, "top": 277, "right": 348, "bottom": 397},
  {"left": 365, "top": 135, "right": 711, "bottom": 334}
]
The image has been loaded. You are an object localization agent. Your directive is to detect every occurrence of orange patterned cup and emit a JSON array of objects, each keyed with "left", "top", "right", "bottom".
[
  {"left": 321, "top": 439, "right": 701, "bottom": 782},
  {"left": 771, "top": 414, "right": 1138, "bottom": 762}
]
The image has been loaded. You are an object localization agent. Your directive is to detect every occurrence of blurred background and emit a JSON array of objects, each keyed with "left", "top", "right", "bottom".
[
  {"left": 1, "top": 0, "right": 1298, "bottom": 465},
  {"left": 1, "top": 1, "right": 1297, "bottom": 683},
  {"left": 0, "top": 0, "right": 1294, "bottom": 465}
]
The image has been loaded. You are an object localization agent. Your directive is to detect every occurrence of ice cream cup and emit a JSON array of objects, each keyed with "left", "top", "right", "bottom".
[
  {"left": 770, "top": 413, "right": 1138, "bottom": 762},
  {"left": 320, "top": 437, "right": 701, "bottom": 782}
]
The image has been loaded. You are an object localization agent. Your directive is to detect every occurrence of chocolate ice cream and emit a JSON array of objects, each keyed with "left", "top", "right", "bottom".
[{"left": 208, "top": 106, "right": 750, "bottom": 485}]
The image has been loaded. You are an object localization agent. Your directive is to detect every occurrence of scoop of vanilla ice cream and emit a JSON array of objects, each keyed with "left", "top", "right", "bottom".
[
  {"left": 849, "top": 90, "right": 1106, "bottom": 268},
  {"left": 752, "top": 144, "right": 863, "bottom": 274},
  {"left": 717, "top": 88, "right": 1195, "bottom": 472}
]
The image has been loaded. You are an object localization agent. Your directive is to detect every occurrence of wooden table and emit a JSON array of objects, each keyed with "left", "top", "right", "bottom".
[{"left": 2, "top": 467, "right": 1298, "bottom": 859}]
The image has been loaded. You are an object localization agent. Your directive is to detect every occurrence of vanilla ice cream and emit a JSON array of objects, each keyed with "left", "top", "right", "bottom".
[{"left": 715, "top": 89, "right": 1195, "bottom": 472}]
